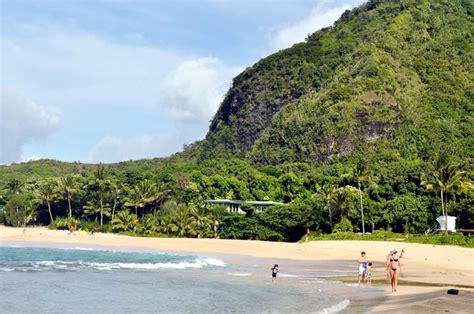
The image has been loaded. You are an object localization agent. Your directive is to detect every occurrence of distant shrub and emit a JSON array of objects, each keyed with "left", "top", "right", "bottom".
[
  {"left": 48, "top": 217, "right": 79, "bottom": 230},
  {"left": 302, "top": 230, "right": 473, "bottom": 248},
  {"left": 0, "top": 210, "right": 5, "bottom": 224},
  {"left": 78, "top": 220, "right": 111, "bottom": 233},
  {"left": 333, "top": 218, "right": 353, "bottom": 232},
  {"left": 121, "top": 231, "right": 168, "bottom": 238},
  {"left": 364, "top": 230, "right": 400, "bottom": 240},
  {"left": 407, "top": 233, "right": 473, "bottom": 247}
]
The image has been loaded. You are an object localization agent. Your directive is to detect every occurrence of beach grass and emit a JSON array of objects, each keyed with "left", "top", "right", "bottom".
[{"left": 303, "top": 231, "right": 474, "bottom": 248}]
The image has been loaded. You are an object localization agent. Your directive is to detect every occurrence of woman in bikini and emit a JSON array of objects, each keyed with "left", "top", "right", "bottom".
[{"left": 387, "top": 249, "right": 401, "bottom": 292}]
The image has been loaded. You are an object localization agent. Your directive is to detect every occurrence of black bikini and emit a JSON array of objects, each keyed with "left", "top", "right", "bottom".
[{"left": 390, "top": 258, "right": 399, "bottom": 271}]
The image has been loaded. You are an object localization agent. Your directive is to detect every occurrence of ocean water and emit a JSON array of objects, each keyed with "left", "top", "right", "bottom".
[{"left": 0, "top": 245, "right": 380, "bottom": 313}]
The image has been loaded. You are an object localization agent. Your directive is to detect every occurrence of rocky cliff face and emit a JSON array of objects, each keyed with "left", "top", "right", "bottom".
[{"left": 203, "top": 0, "right": 474, "bottom": 164}]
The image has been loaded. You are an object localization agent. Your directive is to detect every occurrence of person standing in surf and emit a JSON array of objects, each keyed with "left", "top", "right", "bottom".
[
  {"left": 271, "top": 264, "right": 279, "bottom": 283},
  {"left": 358, "top": 251, "right": 367, "bottom": 284}
]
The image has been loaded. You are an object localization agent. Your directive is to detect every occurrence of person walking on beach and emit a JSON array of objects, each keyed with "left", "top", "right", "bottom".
[
  {"left": 358, "top": 251, "right": 367, "bottom": 284},
  {"left": 387, "top": 249, "right": 401, "bottom": 292},
  {"left": 271, "top": 264, "right": 279, "bottom": 283}
]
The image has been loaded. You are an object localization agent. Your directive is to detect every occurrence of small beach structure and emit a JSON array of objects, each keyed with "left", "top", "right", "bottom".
[
  {"left": 436, "top": 216, "right": 457, "bottom": 232},
  {"left": 206, "top": 199, "right": 284, "bottom": 214}
]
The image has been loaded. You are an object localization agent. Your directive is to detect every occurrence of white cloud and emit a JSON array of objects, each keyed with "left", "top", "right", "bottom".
[
  {"left": 88, "top": 134, "right": 178, "bottom": 163},
  {"left": 159, "top": 57, "right": 241, "bottom": 123},
  {"left": 270, "top": 3, "right": 351, "bottom": 51},
  {"left": 2, "top": 25, "right": 182, "bottom": 108},
  {"left": 0, "top": 88, "right": 61, "bottom": 164},
  {"left": 21, "top": 154, "right": 42, "bottom": 162},
  {"left": 1, "top": 24, "right": 245, "bottom": 163}
]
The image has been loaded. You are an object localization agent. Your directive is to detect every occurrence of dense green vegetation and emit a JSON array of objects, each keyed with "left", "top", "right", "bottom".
[
  {"left": 1, "top": 0, "right": 473, "bottom": 243},
  {"left": 304, "top": 230, "right": 474, "bottom": 248},
  {"left": 206, "top": 0, "right": 473, "bottom": 165}
]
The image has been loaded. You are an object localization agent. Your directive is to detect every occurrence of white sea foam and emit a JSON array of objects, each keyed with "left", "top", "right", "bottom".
[
  {"left": 65, "top": 247, "right": 96, "bottom": 251},
  {"left": 202, "top": 257, "right": 226, "bottom": 267},
  {"left": 344, "top": 283, "right": 359, "bottom": 287},
  {"left": 0, "top": 267, "right": 15, "bottom": 272},
  {"left": 279, "top": 274, "right": 298, "bottom": 278},
  {"left": 227, "top": 272, "right": 252, "bottom": 277},
  {"left": 29, "top": 257, "right": 225, "bottom": 271},
  {"left": 318, "top": 299, "right": 350, "bottom": 314}
]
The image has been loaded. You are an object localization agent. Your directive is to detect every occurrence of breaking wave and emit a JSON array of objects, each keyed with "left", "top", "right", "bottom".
[
  {"left": 317, "top": 299, "right": 350, "bottom": 314},
  {"left": 0, "top": 246, "right": 225, "bottom": 272}
]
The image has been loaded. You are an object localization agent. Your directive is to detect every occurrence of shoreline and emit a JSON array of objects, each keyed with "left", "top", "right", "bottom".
[{"left": 1, "top": 226, "right": 473, "bottom": 312}]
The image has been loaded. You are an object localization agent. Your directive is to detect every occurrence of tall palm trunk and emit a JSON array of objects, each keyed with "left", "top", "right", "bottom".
[
  {"left": 100, "top": 195, "right": 104, "bottom": 226},
  {"left": 328, "top": 207, "right": 333, "bottom": 232},
  {"left": 440, "top": 190, "right": 448, "bottom": 233},
  {"left": 112, "top": 198, "right": 117, "bottom": 222},
  {"left": 47, "top": 201, "right": 54, "bottom": 224},
  {"left": 440, "top": 190, "right": 445, "bottom": 217},
  {"left": 67, "top": 191, "right": 72, "bottom": 218},
  {"left": 358, "top": 181, "right": 365, "bottom": 234}
]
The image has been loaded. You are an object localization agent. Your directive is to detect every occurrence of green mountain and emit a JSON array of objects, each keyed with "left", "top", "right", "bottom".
[
  {"left": 203, "top": 0, "right": 474, "bottom": 165},
  {"left": 1, "top": 0, "right": 473, "bottom": 238}
]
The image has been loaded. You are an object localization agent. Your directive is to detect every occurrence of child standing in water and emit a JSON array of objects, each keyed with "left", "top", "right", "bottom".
[
  {"left": 366, "top": 262, "right": 373, "bottom": 285},
  {"left": 271, "top": 264, "right": 279, "bottom": 283}
]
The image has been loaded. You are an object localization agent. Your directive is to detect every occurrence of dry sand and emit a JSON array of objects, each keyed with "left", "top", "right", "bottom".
[{"left": 1, "top": 226, "right": 473, "bottom": 312}]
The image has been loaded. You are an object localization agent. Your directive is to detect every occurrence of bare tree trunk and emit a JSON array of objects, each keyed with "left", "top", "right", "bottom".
[
  {"left": 358, "top": 181, "right": 365, "bottom": 234},
  {"left": 47, "top": 201, "right": 54, "bottom": 224}
]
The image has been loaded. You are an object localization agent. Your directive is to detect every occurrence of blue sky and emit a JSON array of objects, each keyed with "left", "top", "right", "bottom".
[{"left": 1, "top": 0, "right": 364, "bottom": 165}]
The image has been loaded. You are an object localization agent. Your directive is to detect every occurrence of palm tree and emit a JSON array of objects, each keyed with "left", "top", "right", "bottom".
[
  {"left": 109, "top": 181, "right": 125, "bottom": 222},
  {"left": 422, "top": 163, "right": 474, "bottom": 233},
  {"left": 112, "top": 210, "right": 139, "bottom": 233},
  {"left": 314, "top": 183, "right": 336, "bottom": 232},
  {"left": 348, "top": 159, "right": 376, "bottom": 234},
  {"left": 329, "top": 186, "right": 357, "bottom": 221},
  {"left": 208, "top": 204, "right": 226, "bottom": 238},
  {"left": 139, "top": 214, "right": 157, "bottom": 234},
  {"left": 150, "top": 183, "right": 170, "bottom": 219},
  {"left": 83, "top": 199, "right": 110, "bottom": 222},
  {"left": 192, "top": 206, "right": 213, "bottom": 238},
  {"left": 125, "top": 189, "right": 143, "bottom": 216},
  {"left": 167, "top": 204, "right": 197, "bottom": 237},
  {"left": 6, "top": 178, "right": 24, "bottom": 195},
  {"left": 34, "top": 180, "right": 57, "bottom": 224},
  {"left": 60, "top": 175, "right": 80, "bottom": 219},
  {"left": 88, "top": 165, "right": 111, "bottom": 226},
  {"left": 135, "top": 180, "right": 158, "bottom": 218}
]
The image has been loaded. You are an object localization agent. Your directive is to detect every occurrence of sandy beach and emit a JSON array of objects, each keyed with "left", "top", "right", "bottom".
[{"left": 1, "top": 226, "right": 473, "bottom": 312}]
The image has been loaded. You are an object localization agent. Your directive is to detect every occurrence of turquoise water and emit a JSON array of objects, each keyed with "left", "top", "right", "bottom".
[{"left": 0, "top": 246, "right": 370, "bottom": 313}]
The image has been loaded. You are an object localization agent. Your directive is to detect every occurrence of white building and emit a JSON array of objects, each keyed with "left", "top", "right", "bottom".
[{"left": 206, "top": 199, "right": 284, "bottom": 214}]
